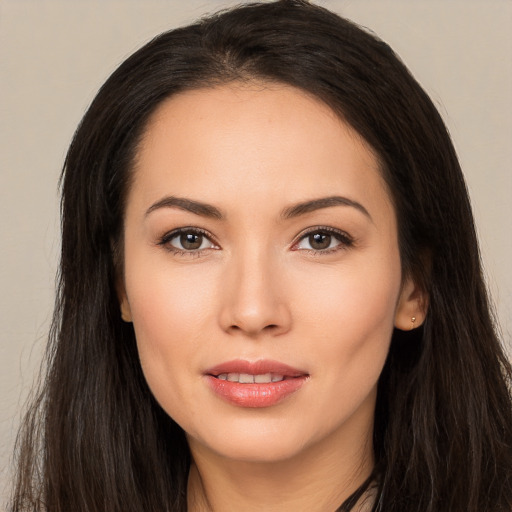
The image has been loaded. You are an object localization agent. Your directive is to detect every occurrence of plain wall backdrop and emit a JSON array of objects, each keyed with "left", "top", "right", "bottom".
[{"left": 1, "top": 0, "right": 511, "bottom": 505}]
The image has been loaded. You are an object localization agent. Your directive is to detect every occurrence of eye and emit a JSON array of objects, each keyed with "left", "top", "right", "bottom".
[
  {"left": 293, "top": 227, "right": 353, "bottom": 252},
  {"left": 159, "top": 228, "right": 218, "bottom": 253}
]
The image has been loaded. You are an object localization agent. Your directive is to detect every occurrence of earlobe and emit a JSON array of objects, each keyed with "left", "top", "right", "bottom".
[
  {"left": 394, "top": 277, "right": 428, "bottom": 331},
  {"left": 120, "top": 297, "right": 133, "bottom": 323},
  {"left": 117, "top": 281, "right": 133, "bottom": 323}
]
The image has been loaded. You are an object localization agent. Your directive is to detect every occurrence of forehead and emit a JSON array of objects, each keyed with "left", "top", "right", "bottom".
[{"left": 129, "top": 82, "right": 393, "bottom": 221}]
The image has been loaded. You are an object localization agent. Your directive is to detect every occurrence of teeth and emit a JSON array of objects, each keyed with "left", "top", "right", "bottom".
[
  {"left": 254, "top": 374, "right": 272, "bottom": 383},
  {"left": 216, "top": 373, "right": 285, "bottom": 383}
]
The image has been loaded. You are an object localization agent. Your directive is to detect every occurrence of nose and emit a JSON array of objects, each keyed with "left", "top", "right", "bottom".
[{"left": 218, "top": 248, "right": 292, "bottom": 338}]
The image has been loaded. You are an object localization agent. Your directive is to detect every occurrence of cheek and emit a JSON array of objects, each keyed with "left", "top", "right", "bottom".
[
  {"left": 299, "top": 253, "right": 400, "bottom": 328},
  {"left": 123, "top": 253, "right": 220, "bottom": 408},
  {"left": 296, "top": 254, "right": 400, "bottom": 389},
  {"left": 126, "top": 246, "right": 218, "bottom": 338}
]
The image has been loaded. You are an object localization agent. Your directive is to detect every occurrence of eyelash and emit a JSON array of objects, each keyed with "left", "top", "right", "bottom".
[
  {"left": 157, "top": 227, "right": 219, "bottom": 257},
  {"left": 291, "top": 226, "right": 354, "bottom": 254},
  {"left": 157, "top": 226, "right": 354, "bottom": 257}
]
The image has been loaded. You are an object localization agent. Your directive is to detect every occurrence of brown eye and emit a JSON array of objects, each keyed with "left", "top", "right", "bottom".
[
  {"left": 180, "top": 232, "right": 203, "bottom": 250},
  {"left": 162, "top": 229, "right": 216, "bottom": 253},
  {"left": 308, "top": 232, "right": 331, "bottom": 250},
  {"left": 294, "top": 228, "right": 353, "bottom": 253}
]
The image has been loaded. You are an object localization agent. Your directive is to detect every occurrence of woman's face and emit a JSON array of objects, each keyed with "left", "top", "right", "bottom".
[{"left": 120, "top": 83, "right": 419, "bottom": 464}]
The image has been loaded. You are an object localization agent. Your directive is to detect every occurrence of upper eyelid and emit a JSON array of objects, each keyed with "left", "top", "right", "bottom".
[
  {"left": 158, "top": 227, "right": 220, "bottom": 251},
  {"left": 294, "top": 225, "right": 353, "bottom": 241},
  {"left": 160, "top": 226, "right": 216, "bottom": 241}
]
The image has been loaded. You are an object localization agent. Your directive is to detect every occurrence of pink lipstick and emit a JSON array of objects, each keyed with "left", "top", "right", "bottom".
[{"left": 204, "top": 360, "right": 309, "bottom": 408}]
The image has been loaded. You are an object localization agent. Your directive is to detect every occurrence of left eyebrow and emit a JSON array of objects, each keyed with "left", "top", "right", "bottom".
[{"left": 281, "top": 196, "right": 372, "bottom": 221}]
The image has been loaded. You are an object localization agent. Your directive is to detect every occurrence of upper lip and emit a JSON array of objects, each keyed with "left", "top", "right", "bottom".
[{"left": 205, "top": 359, "right": 308, "bottom": 377}]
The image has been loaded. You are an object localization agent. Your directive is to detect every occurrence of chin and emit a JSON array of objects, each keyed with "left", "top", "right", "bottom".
[
  {"left": 195, "top": 431, "right": 310, "bottom": 464},
  {"left": 185, "top": 411, "right": 339, "bottom": 466}
]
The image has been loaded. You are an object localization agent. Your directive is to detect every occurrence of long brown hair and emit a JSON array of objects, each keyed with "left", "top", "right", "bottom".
[{"left": 10, "top": 1, "right": 512, "bottom": 511}]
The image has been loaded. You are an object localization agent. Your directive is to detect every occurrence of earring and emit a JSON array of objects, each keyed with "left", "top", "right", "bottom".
[{"left": 410, "top": 316, "right": 416, "bottom": 330}]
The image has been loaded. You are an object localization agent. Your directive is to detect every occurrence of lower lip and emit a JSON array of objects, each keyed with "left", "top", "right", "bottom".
[{"left": 205, "top": 375, "right": 308, "bottom": 408}]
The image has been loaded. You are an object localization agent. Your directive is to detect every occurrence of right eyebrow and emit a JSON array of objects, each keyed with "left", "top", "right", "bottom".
[{"left": 145, "top": 196, "right": 224, "bottom": 219}]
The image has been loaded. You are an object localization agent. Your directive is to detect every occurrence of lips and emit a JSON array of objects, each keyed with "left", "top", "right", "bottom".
[{"left": 205, "top": 359, "right": 309, "bottom": 408}]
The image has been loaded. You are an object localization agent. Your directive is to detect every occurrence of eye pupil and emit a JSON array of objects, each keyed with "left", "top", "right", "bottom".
[
  {"left": 180, "top": 233, "right": 203, "bottom": 250},
  {"left": 309, "top": 232, "right": 331, "bottom": 250}
]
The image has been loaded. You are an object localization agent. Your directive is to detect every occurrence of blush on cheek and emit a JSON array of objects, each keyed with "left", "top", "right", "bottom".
[{"left": 305, "top": 272, "right": 398, "bottom": 387}]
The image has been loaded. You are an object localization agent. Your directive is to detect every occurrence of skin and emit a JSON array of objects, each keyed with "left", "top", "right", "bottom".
[{"left": 119, "top": 83, "right": 425, "bottom": 511}]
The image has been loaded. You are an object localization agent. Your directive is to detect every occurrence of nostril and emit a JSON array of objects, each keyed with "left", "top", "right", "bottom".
[{"left": 228, "top": 323, "right": 281, "bottom": 335}]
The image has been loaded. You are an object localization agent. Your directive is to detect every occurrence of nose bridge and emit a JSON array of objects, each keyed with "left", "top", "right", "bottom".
[{"left": 219, "top": 240, "right": 290, "bottom": 337}]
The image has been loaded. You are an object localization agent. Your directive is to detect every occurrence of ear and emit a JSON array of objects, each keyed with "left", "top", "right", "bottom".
[
  {"left": 117, "top": 280, "right": 133, "bottom": 323},
  {"left": 394, "top": 276, "right": 428, "bottom": 331}
]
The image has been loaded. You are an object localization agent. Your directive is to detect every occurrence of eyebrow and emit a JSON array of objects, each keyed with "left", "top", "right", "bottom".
[
  {"left": 281, "top": 196, "right": 372, "bottom": 221},
  {"left": 145, "top": 196, "right": 224, "bottom": 219},
  {"left": 145, "top": 194, "right": 371, "bottom": 222}
]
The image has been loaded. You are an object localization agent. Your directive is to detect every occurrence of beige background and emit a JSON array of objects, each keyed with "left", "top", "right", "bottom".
[{"left": 1, "top": 0, "right": 511, "bottom": 505}]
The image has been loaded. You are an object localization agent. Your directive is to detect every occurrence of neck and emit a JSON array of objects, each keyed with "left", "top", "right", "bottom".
[{"left": 187, "top": 417, "right": 375, "bottom": 512}]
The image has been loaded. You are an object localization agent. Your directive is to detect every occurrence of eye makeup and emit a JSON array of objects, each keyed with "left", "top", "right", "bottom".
[
  {"left": 156, "top": 224, "right": 355, "bottom": 259},
  {"left": 291, "top": 226, "right": 354, "bottom": 255},
  {"left": 157, "top": 226, "right": 219, "bottom": 257}
]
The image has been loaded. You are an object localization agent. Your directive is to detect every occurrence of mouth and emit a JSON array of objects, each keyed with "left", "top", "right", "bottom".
[{"left": 204, "top": 360, "right": 309, "bottom": 408}]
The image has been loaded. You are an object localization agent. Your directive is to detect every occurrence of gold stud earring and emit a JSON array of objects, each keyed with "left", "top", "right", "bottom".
[{"left": 410, "top": 316, "right": 416, "bottom": 330}]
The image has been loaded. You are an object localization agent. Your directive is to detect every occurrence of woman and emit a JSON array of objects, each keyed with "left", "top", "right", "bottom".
[{"left": 10, "top": 1, "right": 512, "bottom": 511}]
